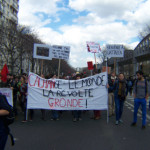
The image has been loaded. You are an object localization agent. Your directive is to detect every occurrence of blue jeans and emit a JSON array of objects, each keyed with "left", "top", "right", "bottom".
[
  {"left": 115, "top": 97, "right": 124, "bottom": 121},
  {"left": 51, "top": 110, "right": 59, "bottom": 119},
  {"left": 133, "top": 98, "right": 146, "bottom": 126},
  {"left": 73, "top": 110, "right": 81, "bottom": 119}
]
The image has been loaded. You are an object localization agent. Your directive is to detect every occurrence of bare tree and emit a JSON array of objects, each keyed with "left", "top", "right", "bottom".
[
  {"left": 0, "top": 24, "right": 20, "bottom": 74},
  {"left": 97, "top": 47, "right": 107, "bottom": 64},
  {"left": 0, "top": 23, "right": 75, "bottom": 75},
  {"left": 139, "top": 24, "right": 150, "bottom": 40}
]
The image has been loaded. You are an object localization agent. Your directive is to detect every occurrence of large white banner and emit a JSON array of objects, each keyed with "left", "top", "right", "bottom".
[
  {"left": 0, "top": 88, "right": 13, "bottom": 106},
  {"left": 86, "top": 42, "right": 101, "bottom": 53},
  {"left": 27, "top": 72, "right": 108, "bottom": 110},
  {"left": 106, "top": 44, "right": 124, "bottom": 58}
]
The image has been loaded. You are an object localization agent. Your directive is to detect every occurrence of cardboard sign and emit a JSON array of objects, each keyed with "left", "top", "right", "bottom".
[
  {"left": 87, "top": 61, "right": 94, "bottom": 70},
  {"left": 0, "top": 88, "right": 13, "bottom": 106},
  {"left": 102, "top": 66, "right": 111, "bottom": 74},
  {"left": 52, "top": 45, "right": 70, "bottom": 60},
  {"left": 86, "top": 42, "right": 101, "bottom": 53},
  {"left": 33, "top": 44, "right": 52, "bottom": 60},
  {"left": 106, "top": 44, "right": 124, "bottom": 58}
]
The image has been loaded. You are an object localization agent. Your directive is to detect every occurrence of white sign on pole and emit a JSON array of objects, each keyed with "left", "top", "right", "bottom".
[
  {"left": 0, "top": 88, "right": 13, "bottom": 106},
  {"left": 27, "top": 72, "right": 108, "bottom": 110},
  {"left": 33, "top": 43, "right": 52, "bottom": 60},
  {"left": 106, "top": 44, "right": 124, "bottom": 58},
  {"left": 86, "top": 41, "right": 101, "bottom": 53},
  {"left": 52, "top": 45, "right": 70, "bottom": 60}
]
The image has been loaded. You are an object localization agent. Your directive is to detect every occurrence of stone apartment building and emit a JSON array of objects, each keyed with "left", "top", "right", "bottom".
[
  {"left": 0, "top": 0, "right": 19, "bottom": 72},
  {"left": 0, "top": 0, "right": 19, "bottom": 25}
]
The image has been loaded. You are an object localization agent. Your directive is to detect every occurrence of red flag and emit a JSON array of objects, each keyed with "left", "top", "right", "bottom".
[
  {"left": 1, "top": 64, "right": 9, "bottom": 83},
  {"left": 87, "top": 61, "right": 94, "bottom": 70}
]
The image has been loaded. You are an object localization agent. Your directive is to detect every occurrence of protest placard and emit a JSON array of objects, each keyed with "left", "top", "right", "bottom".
[
  {"left": 106, "top": 44, "right": 124, "bottom": 58},
  {"left": 0, "top": 88, "right": 13, "bottom": 106},
  {"left": 52, "top": 45, "right": 70, "bottom": 60},
  {"left": 33, "top": 43, "right": 52, "bottom": 60},
  {"left": 86, "top": 42, "right": 101, "bottom": 53},
  {"left": 27, "top": 72, "right": 108, "bottom": 110}
]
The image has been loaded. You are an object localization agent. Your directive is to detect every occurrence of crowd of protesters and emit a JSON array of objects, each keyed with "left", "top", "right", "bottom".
[
  {"left": 0, "top": 70, "right": 150, "bottom": 123},
  {"left": 0, "top": 69, "right": 150, "bottom": 149}
]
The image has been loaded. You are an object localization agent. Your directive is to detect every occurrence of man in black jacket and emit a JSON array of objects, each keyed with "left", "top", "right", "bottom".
[{"left": 0, "top": 93, "right": 10, "bottom": 150}]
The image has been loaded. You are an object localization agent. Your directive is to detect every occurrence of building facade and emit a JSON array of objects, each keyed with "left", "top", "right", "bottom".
[{"left": 0, "top": 0, "right": 19, "bottom": 25}]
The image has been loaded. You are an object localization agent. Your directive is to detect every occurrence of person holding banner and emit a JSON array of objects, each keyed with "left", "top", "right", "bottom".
[
  {"left": 73, "top": 74, "right": 82, "bottom": 122},
  {"left": 113, "top": 73, "right": 128, "bottom": 125},
  {"left": 18, "top": 76, "right": 28, "bottom": 122},
  {"left": 108, "top": 72, "right": 116, "bottom": 117},
  {"left": 90, "top": 71, "right": 101, "bottom": 120},
  {"left": 40, "top": 74, "right": 46, "bottom": 121},
  {"left": 50, "top": 74, "right": 59, "bottom": 121}
]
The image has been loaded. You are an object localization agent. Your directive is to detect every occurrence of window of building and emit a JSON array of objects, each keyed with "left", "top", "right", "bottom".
[{"left": 146, "top": 39, "right": 148, "bottom": 46}]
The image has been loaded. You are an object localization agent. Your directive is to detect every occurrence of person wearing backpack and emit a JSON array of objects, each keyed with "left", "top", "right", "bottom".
[
  {"left": 0, "top": 92, "right": 11, "bottom": 150},
  {"left": 131, "top": 70, "right": 149, "bottom": 129},
  {"left": 127, "top": 77, "right": 133, "bottom": 96}
]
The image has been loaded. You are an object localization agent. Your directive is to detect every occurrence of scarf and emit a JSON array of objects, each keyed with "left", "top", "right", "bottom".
[{"left": 118, "top": 79, "right": 126, "bottom": 98}]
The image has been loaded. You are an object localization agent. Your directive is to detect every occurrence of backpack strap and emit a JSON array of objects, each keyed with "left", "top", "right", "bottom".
[
  {"left": 135, "top": 79, "right": 147, "bottom": 97},
  {"left": 145, "top": 79, "right": 148, "bottom": 96},
  {"left": 135, "top": 80, "right": 138, "bottom": 94}
]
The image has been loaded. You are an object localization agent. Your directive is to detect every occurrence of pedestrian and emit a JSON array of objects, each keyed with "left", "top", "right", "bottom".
[
  {"left": 0, "top": 93, "right": 10, "bottom": 150},
  {"left": 108, "top": 72, "right": 116, "bottom": 117},
  {"left": 13, "top": 75, "right": 19, "bottom": 118},
  {"left": 40, "top": 74, "right": 46, "bottom": 120},
  {"left": 50, "top": 74, "right": 59, "bottom": 121},
  {"left": 18, "top": 76, "right": 27, "bottom": 122},
  {"left": 127, "top": 76, "right": 133, "bottom": 96},
  {"left": 90, "top": 71, "right": 101, "bottom": 120},
  {"left": 131, "top": 70, "right": 149, "bottom": 129},
  {"left": 113, "top": 73, "right": 128, "bottom": 125}
]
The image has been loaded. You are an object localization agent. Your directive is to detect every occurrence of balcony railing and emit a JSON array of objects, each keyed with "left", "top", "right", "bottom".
[{"left": 12, "top": 3, "right": 18, "bottom": 11}]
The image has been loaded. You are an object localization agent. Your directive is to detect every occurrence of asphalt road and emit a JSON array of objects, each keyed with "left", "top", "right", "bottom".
[{"left": 5, "top": 95, "right": 150, "bottom": 150}]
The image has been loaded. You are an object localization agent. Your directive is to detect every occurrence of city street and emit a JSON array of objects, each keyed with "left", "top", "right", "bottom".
[{"left": 6, "top": 95, "right": 150, "bottom": 150}]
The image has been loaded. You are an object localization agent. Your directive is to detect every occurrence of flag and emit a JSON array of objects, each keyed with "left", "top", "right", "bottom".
[{"left": 1, "top": 64, "right": 9, "bottom": 83}]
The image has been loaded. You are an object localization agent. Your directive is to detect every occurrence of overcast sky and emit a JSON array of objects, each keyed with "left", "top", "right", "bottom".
[{"left": 18, "top": 0, "right": 150, "bottom": 68}]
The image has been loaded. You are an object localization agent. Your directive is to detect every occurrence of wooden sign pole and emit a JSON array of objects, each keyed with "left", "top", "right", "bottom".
[
  {"left": 94, "top": 53, "right": 97, "bottom": 69},
  {"left": 58, "top": 59, "right": 61, "bottom": 79},
  {"left": 41, "top": 59, "right": 44, "bottom": 75}
]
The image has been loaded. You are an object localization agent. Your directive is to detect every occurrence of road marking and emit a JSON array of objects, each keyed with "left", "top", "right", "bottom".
[
  {"left": 125, "top": 101, "right": 150, "bottom": 120},
  {"left": 14, "top": 138, "right": 19, "bottom": 141}
]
